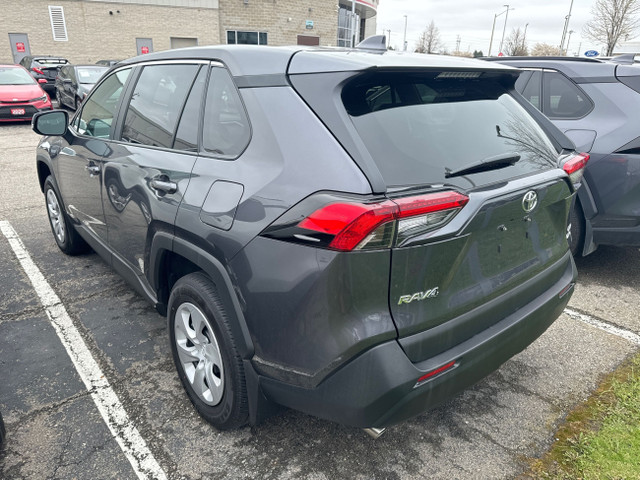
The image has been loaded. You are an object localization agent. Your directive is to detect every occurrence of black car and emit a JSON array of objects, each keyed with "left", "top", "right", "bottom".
[
  {"left": 18, "top": 55, "right": 69, "bottom": 95},
  {"left": 489, "top": 56, "right": 640, "bottom": 256},
  {"left": 55, "top": 65, "right": 108, "bottom": 110},
  {"left": 96, "top": 59, "right": 121, "bottom": 67},
  {"left": 31, "top": 40, "right": 584, "bottom": 435}
]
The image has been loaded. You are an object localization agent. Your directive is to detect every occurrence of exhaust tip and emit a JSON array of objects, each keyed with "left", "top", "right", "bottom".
[{"left": 363, "top": 427, "right": 386, "bottom": 439}]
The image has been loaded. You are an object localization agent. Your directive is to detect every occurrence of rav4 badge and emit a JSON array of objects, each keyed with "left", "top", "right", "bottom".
[{"left": 398, "top": 287, "right": 439, "bottom": 305}]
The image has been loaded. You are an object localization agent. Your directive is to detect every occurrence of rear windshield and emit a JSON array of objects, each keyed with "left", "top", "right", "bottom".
[
  {"left": 0, "top": 67, "right": 36, "bottom": 85},
  {"left": 342, "top": 72, "right": 560, "bottom": 187},
  {"left": 77, "top": 67, "right": 107, "bottom": 84}
]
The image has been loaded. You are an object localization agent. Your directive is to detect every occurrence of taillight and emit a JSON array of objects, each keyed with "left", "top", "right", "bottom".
[
  {"left": 31, "top": 67, "right": 45, "bottom": 75},
  {"left": 265, "top": 191, "right": 469, "bottom": 252},
  {"left": 562, "top": 152, "right": 589, "bottom": 187}
]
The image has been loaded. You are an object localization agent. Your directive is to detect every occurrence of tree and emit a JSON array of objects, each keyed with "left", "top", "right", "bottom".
[
  {"left": 531, "top": 43, "right": 564, "bottom": 56},
  {"left": 473, "top": 50, "right": 484, "bottom": 58},
  {"left": 415, "top": 21, "right": 442, "bottom": 54},
  {"left": 503, "top": 28, "right": 529, "bottom": 56},
  {"left": 582, "top": 0, "right": 640, "bottom": 56},
  {"left": 451, "top": 50, "right": 473, "bottom": 58}
]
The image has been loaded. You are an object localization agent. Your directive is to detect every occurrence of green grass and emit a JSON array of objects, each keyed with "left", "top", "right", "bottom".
[{"left": 524, "top": 353, "right": 640, "bottom": 480}]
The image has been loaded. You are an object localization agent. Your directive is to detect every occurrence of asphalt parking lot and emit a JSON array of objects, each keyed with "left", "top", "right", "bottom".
[{"left": 1, "top": 119, "right": 639, "bottom": 480}]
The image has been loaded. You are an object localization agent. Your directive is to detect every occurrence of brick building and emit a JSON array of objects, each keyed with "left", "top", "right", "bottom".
[{"left": 1, "top": 0, "right": 379, "bottom": 64}]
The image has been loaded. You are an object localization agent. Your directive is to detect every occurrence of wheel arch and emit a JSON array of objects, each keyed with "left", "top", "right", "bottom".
[
  {"left": 37, "top": 159, "right": 52, "bottom": 192},
  {"left": 149, "top": 232, "right": 254, "bottom": 360},
  {"left": 149, "top": 233, "right": 277, "bottom": 425}
]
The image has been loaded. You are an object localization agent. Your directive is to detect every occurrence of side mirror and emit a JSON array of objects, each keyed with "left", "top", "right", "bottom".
[
  {"left": 38, "top": 78, "right": 47, "bottom": 84},
  {"left": 32, "top": 110, "right": 68, "bottom": 136}
]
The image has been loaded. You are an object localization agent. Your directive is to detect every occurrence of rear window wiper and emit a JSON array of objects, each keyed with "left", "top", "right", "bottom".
[{"left": 445, "top": 152, "right": 521, "bottom": 178}]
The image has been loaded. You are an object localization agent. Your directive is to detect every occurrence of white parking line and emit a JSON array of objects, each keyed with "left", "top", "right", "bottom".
[
  {"left": 565, "top": 307, "right": 640, "bottom": 346},
  {"left": 0, "top": 221, "right": 167, "bottom": 480}
]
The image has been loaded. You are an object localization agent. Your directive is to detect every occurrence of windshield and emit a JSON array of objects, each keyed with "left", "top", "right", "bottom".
[
  {"left": 77, "top": 67, "right": 107, "bottom": 84},
  {"left": 0, "top": 67, "right": 36, "bottom": 85},
  {"left": 342, "top": 72, "right": 560, "bottom": 187}
]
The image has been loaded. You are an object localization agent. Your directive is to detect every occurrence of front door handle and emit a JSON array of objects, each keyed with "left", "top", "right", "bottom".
[
  {"left": 150, "top": 178, "right": 177, "bottom": 194},
  {"left": 86, "top": 161, "right": 100, "bottom": 176}
]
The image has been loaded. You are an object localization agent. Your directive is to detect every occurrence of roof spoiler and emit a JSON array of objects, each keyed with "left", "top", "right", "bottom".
[
  {"left": 355, "top": 35, "right": 387, "bottom": 53},
  {"left": 609, "top": 53, "right": 637, "bottom": 64}
]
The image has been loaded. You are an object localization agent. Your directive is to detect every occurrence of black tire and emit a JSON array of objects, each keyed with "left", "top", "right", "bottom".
[
  {"left": 43, "top": 176, "right": 90, "bottom": 255},
  {"left": 0, "top": 411, "right": 5, "bottom": 445},
  {"left": 168, "top": 272, "right": 248, "bottom": 430},
  {"left": 568, "top": 199, "right": 585, "bottom": 257}
]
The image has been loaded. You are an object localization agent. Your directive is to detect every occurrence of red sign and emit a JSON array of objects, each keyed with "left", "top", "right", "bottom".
[
  {"left": 141, "top": 46, "right": 149, "bottom": 54},
  {"left": 16, "top": 42, "right": 25, "bottom": 53}
]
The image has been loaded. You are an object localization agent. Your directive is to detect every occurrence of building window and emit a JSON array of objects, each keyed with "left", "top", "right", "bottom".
[
  {"left": 226, "top": 31, "right": 268, "bottom": 45},
  {"left": 48, "top": 6, "right": 68, "bottom": 42},
  {"left": 338, "top": 7, "right": 359, "bottom": 47}
]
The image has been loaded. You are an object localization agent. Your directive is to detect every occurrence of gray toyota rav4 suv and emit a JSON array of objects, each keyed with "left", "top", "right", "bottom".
[{"left": 32, "top": 41, "right": 585, "bottom": 435}]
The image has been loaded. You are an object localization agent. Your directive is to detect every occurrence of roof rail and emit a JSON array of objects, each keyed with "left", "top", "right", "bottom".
[
  {"left": 483, "top": 56, "right": 603, "bottom": 63},
  {"left": 355, "top": 35, "right": 387, "bottom": 52}
]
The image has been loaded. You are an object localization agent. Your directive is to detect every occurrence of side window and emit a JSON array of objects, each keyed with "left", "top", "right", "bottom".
[
  {"left": 77, "top": 68, "right": 131, "bottom": 138},
  {"left": 121, "top": 64, "right": 199, "bottom": 148},
  {"left": 519, "top": 70, "right": 542, "bottom": 111},
  {"left": 543, "top": 71, "right": 593, "bottom": 119},
  {"left": 173, "top": 66, "right": 207, "bottom": 152},
  {"left": 202, "top": 67, "right": 250, "bottom": 157}
]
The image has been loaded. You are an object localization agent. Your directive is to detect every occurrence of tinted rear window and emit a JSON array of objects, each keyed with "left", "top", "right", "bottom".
[{"left": 342, "top": 72, "right": 560, "bottom": 187}]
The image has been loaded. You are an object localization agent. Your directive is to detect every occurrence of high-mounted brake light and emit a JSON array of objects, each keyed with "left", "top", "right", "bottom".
[
  {"left": 297, "top": 191, "right": 469, "bottom": 251},
  {"left": 563, "top": 152, "right": 590, "bottom": 186}
]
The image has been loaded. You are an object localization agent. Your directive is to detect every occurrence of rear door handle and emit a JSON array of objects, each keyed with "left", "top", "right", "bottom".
[{"left": 150, "top": 178, "right": 177, "bottom": 194}]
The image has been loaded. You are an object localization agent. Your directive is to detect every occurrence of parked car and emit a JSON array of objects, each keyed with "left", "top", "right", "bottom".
[
  {"left": 96, "top": 59, "right": 121, "bottom": 67},
  {"left": 18, "top": 55, "right": 69, "bottom": 95},
  {"left": 488, "top": 56, "right": 640, "bottom": 256},
  {"left": 31, "top": 40, "right": 585, "bottom": 435},
  {"left": 0, "top": 64, "right": 52, "bottom": 122},
  {"left": 55, "top": 65, "right": 108, "bottom": 110}
]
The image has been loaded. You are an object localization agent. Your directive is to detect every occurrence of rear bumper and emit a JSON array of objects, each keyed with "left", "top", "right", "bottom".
[{"left": 260, "top": 251, "right": 576, "bottom": 428}]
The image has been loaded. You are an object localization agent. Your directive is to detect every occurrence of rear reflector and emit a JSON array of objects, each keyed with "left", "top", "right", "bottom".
[
  {"left": 298, "top": 191, "right": 469, "bottom": 251},
  {"left": 414, "top": 360, "right": 458, "bottom": 387},
  {"left": 563, "top": 153, "right": 590, "bottom": 186}
]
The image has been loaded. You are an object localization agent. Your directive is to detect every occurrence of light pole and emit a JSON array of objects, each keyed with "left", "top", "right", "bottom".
[
  {"left": 566, "top": 30, "right": 574, "bottom": 55},
  {"left": 498, "top": 4, "right": 513, "bottom": 55},
  {"left": 488, "top": 6, "right": 511, "bottom": 56},
  {"left": 560, "top": 0, "right": 575, "bottom": 51},
  {"left": 351, "top": 0, "right": 356, "bottom": 48},
  {"left": 403, "top": 15, "right": 408, "bottom": 51}
]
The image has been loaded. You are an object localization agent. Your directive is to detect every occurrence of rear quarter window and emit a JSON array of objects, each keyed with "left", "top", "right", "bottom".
[{"left": 342, "top": 71, "right": 560, "bottom": 187}]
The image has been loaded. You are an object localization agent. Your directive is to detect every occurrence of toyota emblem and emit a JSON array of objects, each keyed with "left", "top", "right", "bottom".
[{"left": 522, "top": 190, "right": 538, "bottom": 213}]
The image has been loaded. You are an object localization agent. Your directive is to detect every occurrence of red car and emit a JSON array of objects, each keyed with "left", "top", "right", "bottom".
[{"left": 0, "top": 64, "right": 52, "bottom": 122}]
